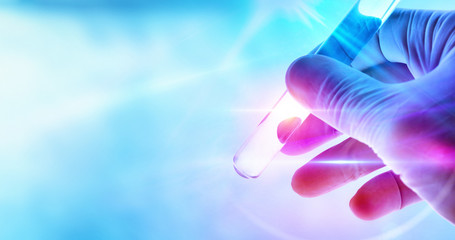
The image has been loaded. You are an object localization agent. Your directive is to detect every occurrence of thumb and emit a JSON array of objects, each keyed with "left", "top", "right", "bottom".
[{"left": 286, "top": 55, "right": 400, "bottom": 146}]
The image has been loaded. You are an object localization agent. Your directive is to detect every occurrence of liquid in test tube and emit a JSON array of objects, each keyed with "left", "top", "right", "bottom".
[{"left": 234, "top": 0, "right": 401, "bottom": 179}]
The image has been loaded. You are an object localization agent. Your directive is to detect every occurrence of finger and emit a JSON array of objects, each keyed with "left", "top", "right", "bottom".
[
  {"left": 280, "top": 57, "right": 413, "bottom": 156},
  {"left": 345, "top": 9, "right": 415, "bottom": 74},
  {"left": 350, "top": 171, "right": 421, "bottom": 220},
  {"left": 353, "top": 9, "right": 433, "bottom": 76},
  {"left": 286, "top": 54, "right": 397, "bottom": 146},
  {"left": 353, "top": 9, "right": 455, "bottom": 79},
  {"left": 292, "top": 138, "right": 384, "bottom": 197},
  {"left": 377, "top": 10, "right": 455, "bottom": 77},
  {"left": 280, "top": 114, "right": 341, "bottom": 156}
]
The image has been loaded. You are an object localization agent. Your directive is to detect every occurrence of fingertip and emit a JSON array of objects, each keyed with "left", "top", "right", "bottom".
[
  {"left": 277, "top": 117, "right": 302, "bottom": 144},
  {"left": 349, "top": 190, "right": 380, "bottom": 221},
  {"left": 280, "top": 114, "right": 340, "bottom": 156},
  {"left": 349, "top": 171, "right": 402, "bottom": 221},
  {"left": 285, "top": 56, "right": 309, "bottom": 98},
  {"left": 285, "top": 55, "right": 331, "bottom": 106},
  {"left": 291, "top": 167, "right": 322, "bottom": 198}
]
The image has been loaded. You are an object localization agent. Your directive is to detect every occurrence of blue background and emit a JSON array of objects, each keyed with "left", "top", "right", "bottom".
[{"left": 1, "top": 0, "right": 455, "bottom": 239}]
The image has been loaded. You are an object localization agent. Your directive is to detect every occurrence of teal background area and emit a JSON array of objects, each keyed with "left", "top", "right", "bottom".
[{"left": 1, "top": 0, "right": 455, "bottom": 239}]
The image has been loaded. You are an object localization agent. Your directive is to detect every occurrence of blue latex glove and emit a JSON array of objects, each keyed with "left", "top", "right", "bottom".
[{"left": 285, "top": 9, "right": 455, "bottom": 224}]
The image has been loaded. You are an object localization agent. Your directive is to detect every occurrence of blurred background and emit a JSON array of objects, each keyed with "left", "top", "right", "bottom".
[{"left": 1, "top": 0, "right": 455, "bottom": 239}]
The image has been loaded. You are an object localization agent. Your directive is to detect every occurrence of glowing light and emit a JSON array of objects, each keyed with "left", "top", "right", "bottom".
[{"left": 313, "top": 160, "right": 383, "bottom": 165}]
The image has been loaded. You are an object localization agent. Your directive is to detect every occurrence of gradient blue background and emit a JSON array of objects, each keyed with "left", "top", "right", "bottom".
[{"left": 1, "top": 0, "right": 455, "bottom": 239}]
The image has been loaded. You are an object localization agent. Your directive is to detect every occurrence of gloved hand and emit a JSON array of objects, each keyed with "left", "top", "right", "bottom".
[{"left": 283, "top": 9, "right": 455, "bottom": 224}]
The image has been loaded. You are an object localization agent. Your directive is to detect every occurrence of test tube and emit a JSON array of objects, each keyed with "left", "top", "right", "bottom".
[{"left": 234, "top": 0, "right": 401, "bottom": 179}]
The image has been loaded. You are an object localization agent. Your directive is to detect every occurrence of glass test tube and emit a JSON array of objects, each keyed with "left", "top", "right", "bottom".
[{"left": 234, "top": 0, "right": 401, "bottom": 179}]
